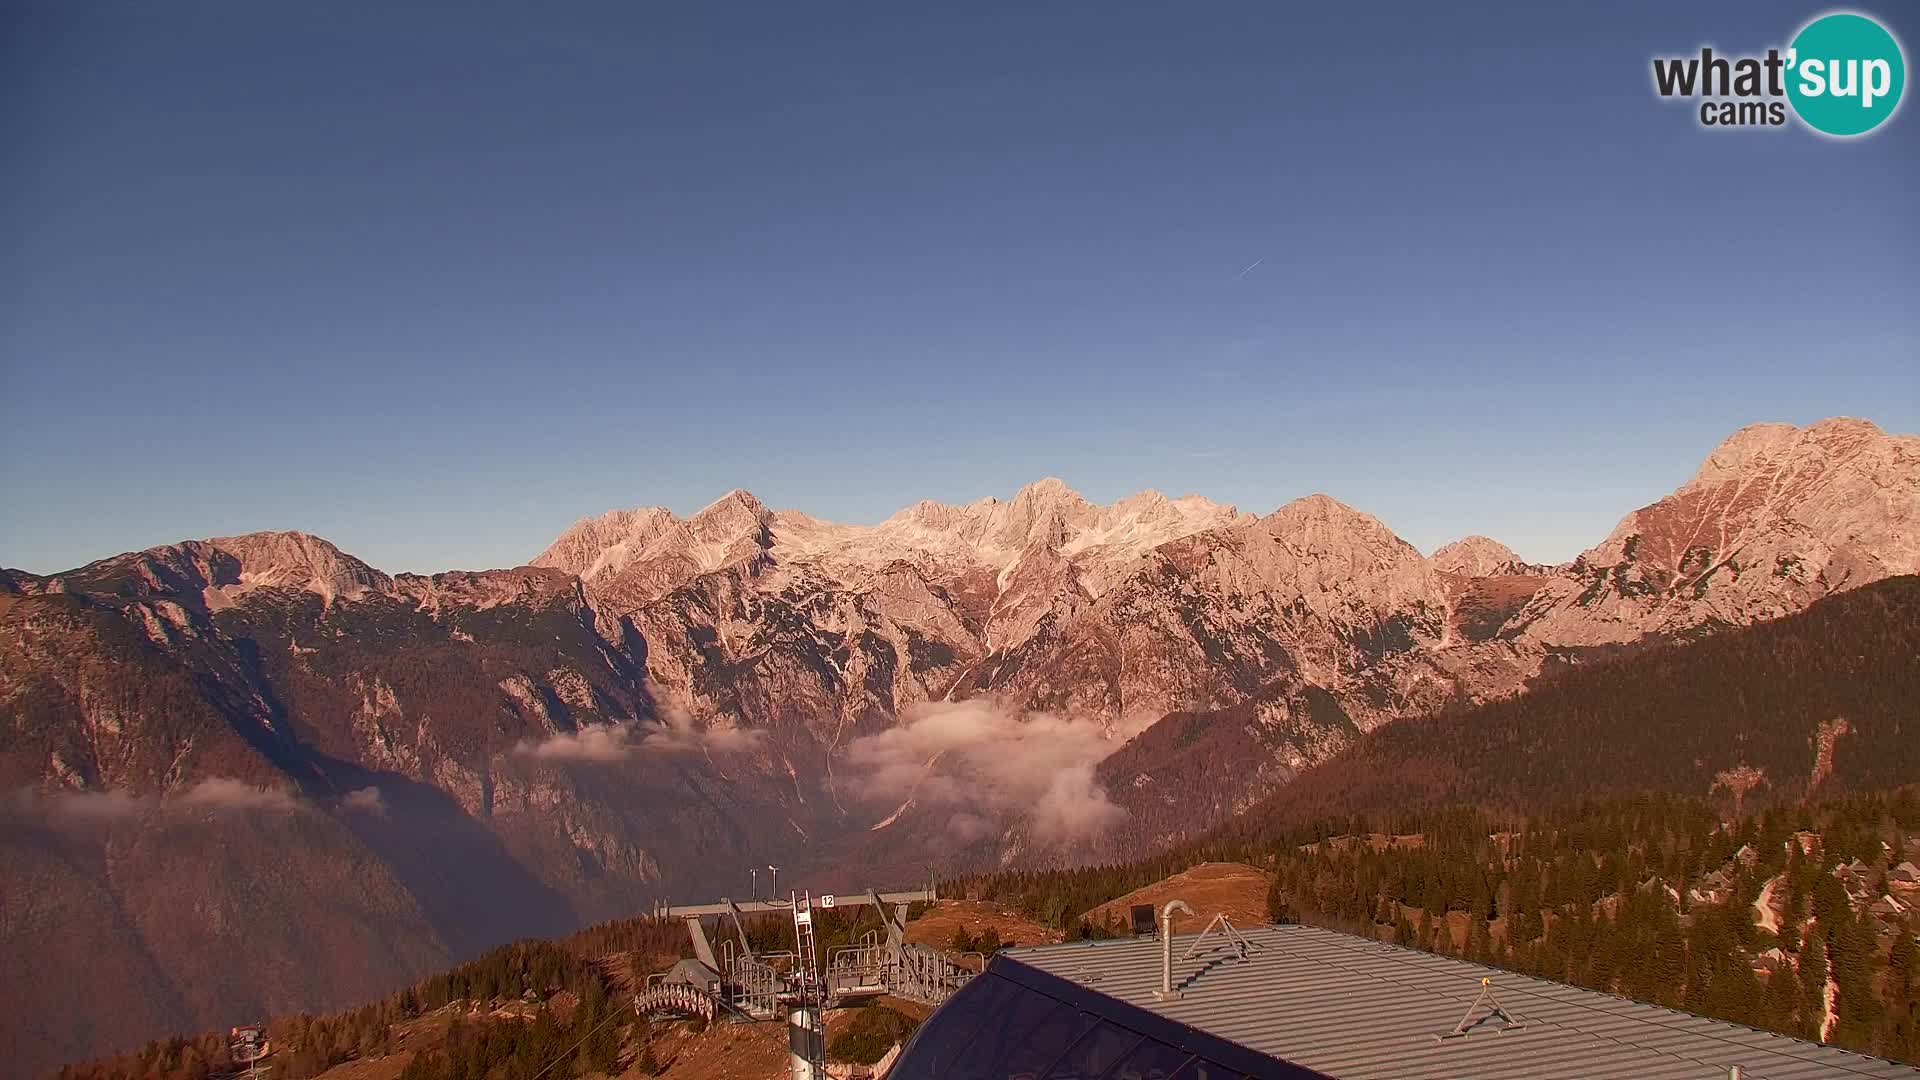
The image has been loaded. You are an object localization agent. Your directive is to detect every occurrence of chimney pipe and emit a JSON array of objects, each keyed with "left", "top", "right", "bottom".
[{"left": 1156, "top": 900, "right": 1194, "bottom": 999}]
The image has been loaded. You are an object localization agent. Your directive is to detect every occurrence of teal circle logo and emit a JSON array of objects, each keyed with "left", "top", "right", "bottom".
[{"left": 1786, "top": 12, "right": 1906, "bottom": 136}]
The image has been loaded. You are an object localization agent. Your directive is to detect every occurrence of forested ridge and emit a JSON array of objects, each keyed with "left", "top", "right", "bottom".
[
  {"left": 1236, "top": 575, "right": 1920, "bottom": 825},
  {"left": 960, "top": 792, "right": 1920, "bottom": 1064}
]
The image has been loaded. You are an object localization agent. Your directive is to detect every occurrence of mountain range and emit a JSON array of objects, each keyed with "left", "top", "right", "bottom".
[{"left": 2, "top": 415, "right": 1916, "bottom": 1072}]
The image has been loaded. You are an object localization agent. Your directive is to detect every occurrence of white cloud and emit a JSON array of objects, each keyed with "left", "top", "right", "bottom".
[
  {"left": 514, "top": 725, "right": 636, "bottom": 762},
  {"left": 4, "top": 778, "right": 302, "bottom": 825},
  {"left": 512, "top": 710, "right": 765, "bottom": 763},
  {"left": 638, "top": 707, "right": 765, "bottom": 755},
  {"left": 341, "top": 786, "right": 387, "bottom": 815},
  {"left": 1031, "top": 764, "right": 1128, "bottom": 840},
  {"left": 842, "top": 699, "right": 1131, "bottom": 842},
  {"left": 40, "top": 787, "right": 145, "bottom": 822},
  {"left": 175, "top": 778, "right": 299, "bottom": 812}
]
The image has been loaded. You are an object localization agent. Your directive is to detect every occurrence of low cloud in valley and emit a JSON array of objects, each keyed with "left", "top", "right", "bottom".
[
  {"left": 843, "top": 699, "right": 1138, "bottom": 842},
  {"left": 512, "top": 709, "right": 765, "bottom": 763},
  {"left": 341, "top": 786, "right": 388, "bottom": 815},
  {"left": 5, "top": 778, "right": 305, "bottom": 826}
]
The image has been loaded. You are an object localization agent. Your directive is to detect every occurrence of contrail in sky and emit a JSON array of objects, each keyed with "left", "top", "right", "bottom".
[{"left": 1237, "top": 257, "right": 1264, "bottom": 279}]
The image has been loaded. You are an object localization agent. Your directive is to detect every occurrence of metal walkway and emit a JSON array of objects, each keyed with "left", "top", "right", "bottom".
[{"left": 634, "top": 885, "right": 978, "bottom": 1021}]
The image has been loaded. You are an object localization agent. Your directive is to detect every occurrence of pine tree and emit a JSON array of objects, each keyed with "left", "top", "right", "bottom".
[
  {"left": 1883, "top": 927, "right": 1916, "bottom": 1062},
  {"left": 1584, "top": 911, "right": 1616, "bottom": 993},
  {"left": 1800, "top": 926, "right": 1830, "bottom": 1042},
  {"left": 1828, "top": 910, "right": 1881, "bottom": 1049},
  {"left": 1764, "top": 961, "right": 1800, "bottom": 1035},
  {"left": 1467, "top": 907, "right": 1490, "bottom": 964}
]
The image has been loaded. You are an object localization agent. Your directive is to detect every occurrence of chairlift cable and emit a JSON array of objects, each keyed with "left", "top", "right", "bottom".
[{"left": 523, "top": 1002, "right": 627, "bottom": 1080}]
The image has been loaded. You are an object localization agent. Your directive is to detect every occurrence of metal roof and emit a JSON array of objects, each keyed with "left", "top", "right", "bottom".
[{"left": 998, "top": 923, "right": 1920, "bottom": 1080}]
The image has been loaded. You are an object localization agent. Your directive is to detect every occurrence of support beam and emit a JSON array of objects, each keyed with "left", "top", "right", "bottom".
[
  {"left": 725, "top": 901, "right": 757, "bottom": 964},
  {"left": 662, "top": 889, "right": 934, "bottom": 918},
  {"left": 865, "top": 890, "right": 909, "bottom": 949},
  {"left": 684, "top": 916, "right": 718, "bottom": 972}
]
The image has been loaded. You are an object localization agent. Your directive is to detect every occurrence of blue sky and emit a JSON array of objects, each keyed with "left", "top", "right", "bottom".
[{"left": 3, "top": 2, "right": 1915, "bottom": 574}]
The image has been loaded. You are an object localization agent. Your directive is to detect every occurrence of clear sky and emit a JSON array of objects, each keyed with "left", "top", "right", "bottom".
[{"left": 3, "top": 2, "right": 1915, "bottom": 575}]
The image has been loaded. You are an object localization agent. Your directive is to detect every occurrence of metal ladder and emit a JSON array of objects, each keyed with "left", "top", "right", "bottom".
[
  {"left": 791, "top": 893, "right": 827, "bottom": 1076},
  {"left": 793, "top": 892, "right": 820, "bottom": 987}
]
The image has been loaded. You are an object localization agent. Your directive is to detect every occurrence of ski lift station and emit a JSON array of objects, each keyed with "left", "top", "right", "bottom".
[
  {"left": 636, "top": 888, "right": 1920, "bottom": 1079},
  {"left": 638, "top": 885, "right": 976, "bottom": 1078}
]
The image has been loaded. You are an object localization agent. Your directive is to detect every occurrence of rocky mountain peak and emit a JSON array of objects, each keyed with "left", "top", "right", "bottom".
[
  {"left": 530, "top": 506, "right": 680, "bottom": 581},
  {"left": 891, "top": 499, "right": 967, "bottom": 530},
  {"left": 1268, "top": 492, "right": 1365, "bottom": 521},
  {"left": 1611, "top": 416, "right": 1916, "bottom": 562},
  {"left": 48, "top": 531, "right": 392, "bottom": 607},
  {"left": 1262, "top": 495, "right": 1419, "bottom": 562},
  {"left": 206, "top": 531, "right": 392, "bottom": 602},
  {"left": 528, "top": 492, "right": 775, "bottom": 608},
  {"left": 1000, "top": 478, "right": 1094, "bottom": 542},
  {"left": 1110, "top": 488, "right": 1171, "bottom": 514},
  {"left": 1059, "top": 490, "right": 1242, "bottom": 571},
  {"left": 1011, "top": 476, "right": 1077, "bottom": 502},
  {"left": 1431, "top": 535, "right": 1531, "bottom": 577},
  {"left": 1688, "top": 416, "right": 1898, "bottom": 488},
  {"left": 1513, "top": 417, "right": 1919, "bottom": 645},
  {"left": 688, "top": 489, "right": 770, "bottom": 537},
  {"left": 1689, "top": 422, "right": 1803, "bottom": 487},
  {"left": 1106, "top": 489, "right": 1238, "bottom": 524},
  {"left": 395, "top": 565, "right": 584, "bottom": 613}
]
